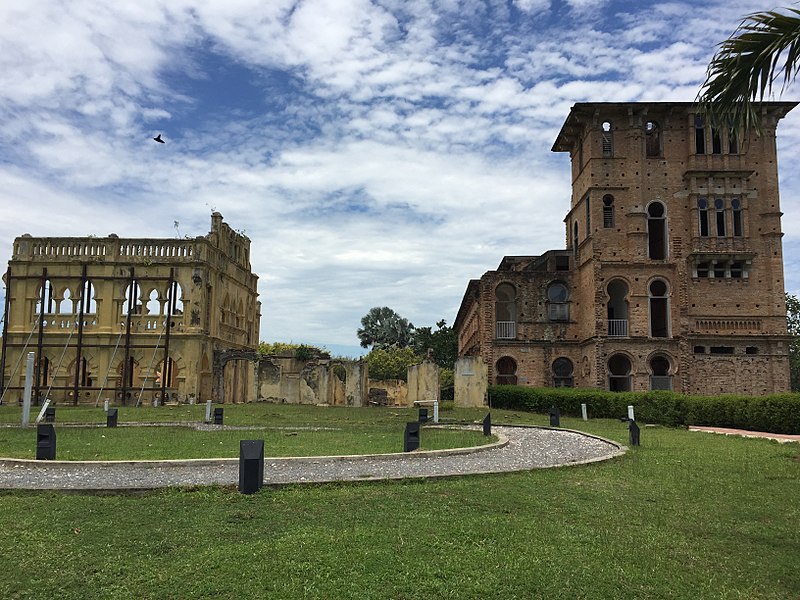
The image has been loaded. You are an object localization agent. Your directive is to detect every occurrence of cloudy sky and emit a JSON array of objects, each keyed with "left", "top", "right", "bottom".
[{"left": 2, "top": 0, "right": 799, "bottom": 357}]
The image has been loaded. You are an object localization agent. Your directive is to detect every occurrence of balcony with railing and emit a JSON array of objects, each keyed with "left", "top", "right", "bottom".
[
  {"left": 495, "top": 321, "right": 516, "bottom": 340},
  {"left": 607, "top": 319, "right": 628, "bottom": 337}
]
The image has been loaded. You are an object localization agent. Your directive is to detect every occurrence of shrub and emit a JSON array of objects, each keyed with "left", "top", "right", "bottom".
[{"left": 488, "top": 386, "right": 800, "bottom": 434}]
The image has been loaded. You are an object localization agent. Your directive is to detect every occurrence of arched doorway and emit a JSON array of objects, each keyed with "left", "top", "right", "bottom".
[
  {"left": 496, "top": 356, "right": 517, "bottom": 385},
  {"left": 608, "top": 354, "right": 632, "bottom": 392},
  {"left": 649, "top": 355, "right": 673, "bottom": 390}
]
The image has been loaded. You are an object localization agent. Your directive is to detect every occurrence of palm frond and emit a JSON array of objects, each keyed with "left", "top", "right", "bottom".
[{"left": 697, "top": 8, "right": 800, "bottom": 133}]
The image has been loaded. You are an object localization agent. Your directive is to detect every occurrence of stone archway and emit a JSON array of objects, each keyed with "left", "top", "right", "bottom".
[{"left": 212, "top": 349, "right": 259, "bottom": 403}]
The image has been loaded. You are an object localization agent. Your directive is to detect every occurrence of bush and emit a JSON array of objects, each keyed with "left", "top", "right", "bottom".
[{"left": 488, "top": 386, "right": 800, "bottom": 434}]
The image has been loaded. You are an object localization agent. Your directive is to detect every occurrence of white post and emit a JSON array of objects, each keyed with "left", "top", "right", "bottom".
[
  {"left": 104, "top": 399, "right": 109, "bottom": 413},
  {"left": 628, "top": 405, "right": 635, "bottom": 421},
  {"left": 581, "top": 403, "right": 587, "bottom": 421},
  {"left": 433, "top": 400, "right": 439, "bottom": 424},
  {"left": 22, "top": 352, "right": 34, "bottom": 427},
  {"left": 205, "top": 399, "right": 213, "bottom": 422}
]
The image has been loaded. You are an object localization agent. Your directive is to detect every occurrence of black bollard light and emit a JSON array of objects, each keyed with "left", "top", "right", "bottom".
[
  {"left": 549, "top": 406, "right": 560, "bottom": 427},
  {"left": 628, "top": 420, "right": 641, "bottom": 446},
  {"left": 418, "top": 407, "right": 428, "bottom": 423},
  {"left": 107, "top": 408, "right": 118, "bottom": 428},
  {"left": 483, "top": 413, "right": 491, "bottom": 436},
  {"left": 239, "top": 439, "right": 265, "bottom": 494},
  {"left": 36, "top": 424, "right": 56, "bottom": 460},
  {"left": 404, "top": 422, "right": 420, "bottom": 452},
  {"left": 213, "top": 407, "right": 224, "bottom": 425},
  {"left": 44, "top": 407, "right": 56, "bottom": 423}
]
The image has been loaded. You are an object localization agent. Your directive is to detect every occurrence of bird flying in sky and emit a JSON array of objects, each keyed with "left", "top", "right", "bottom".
[{"left": 153, "top": 134, "right": 164, "bottom": 143}]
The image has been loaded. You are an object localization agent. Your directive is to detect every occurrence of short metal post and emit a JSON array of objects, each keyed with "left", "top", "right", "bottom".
[
  {"left": 483, "top": 413, "right": 491, "bottom": 436},
  {"left": 433, "top": 401, "right": 439, "bottom": 424},
  {"left": 581, "top": 403, "right": 588, "bottom": 421},
  {"left": 404, "top": 422, "right": 420, "bottom": 452},
  {"left": 205, "top": 399, "right": 212, "bottom": 423},
  {"left": 628, "top": 405, "right": 635, "bottom": 422}
]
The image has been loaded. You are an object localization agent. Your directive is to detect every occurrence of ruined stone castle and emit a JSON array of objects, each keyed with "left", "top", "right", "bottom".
[
  {"left": 455, "top": 102, "right": 795, "bottom": 395},
  {"left": 1, "top": 213, "right": 260, "bottom": 405}
]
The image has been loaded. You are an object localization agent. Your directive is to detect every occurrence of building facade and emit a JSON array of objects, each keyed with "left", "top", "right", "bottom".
[
  {"left": 455, "top": 102, "right": 795, "bottom": 395},
  {"left": 1, "top": 213, "right": 260, "bottom": 405}
]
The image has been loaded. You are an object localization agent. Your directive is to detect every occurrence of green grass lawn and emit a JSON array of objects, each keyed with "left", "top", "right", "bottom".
[
  {"left": 0, "top": 404, "right": 497, "bottom": 459},
  {"left": 0, "top": 404, "right": 798, "bottom": 599}
]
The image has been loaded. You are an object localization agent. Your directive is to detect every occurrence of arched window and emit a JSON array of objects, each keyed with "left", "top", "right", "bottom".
[
  {"left": 650, "top": 355, "right": 673, "bottom": 390},
  {"left": 649, "top": 279, "right": 669, "bottom": 338},
  {"left": 36, "top": 279, "right": 56, "bottom": 314},
  {"left": 59, "top": 288, "right": 74, "bottom": 315},
  {"left": 547, "top": 282, "right": 569, "bottom": 321},
  {"left": 606, "top": 279, "right": 629, "bottom": 337},
  {"left": 122, "top": 281, "right": 141, "bottom": 315},
  {"left": 552, "top": 358, "right": 574, "bottom": 388},
  {"left": 146, "top": 289, "right": 161, "bottom": 315},
  {"left": 496, "top": 356, "right": 517, "bottom": 385},
  {"left": 695, "top": 116, "right": 706, "bottom": 154},
  {"left": 608, "top": 354, "right": 632, "bottom": 392},
  {"left": 602, "top": 121, "right": 613, "bottom": 157},
  {"left": 698, "top": 198, "right": 709, "bottom": 237},
  {"left": 645, "top": 121, "right": 661, "bottom": 157},
  {"left": 81, "top": 280, "right": 97, "bottom": 314},
  {"left": 168, "top": 282, "right": 184, "bottom": 315},
  {"left": 157, "top": 357, "right": 177, "bottom": 388},
  {"left": 72, "top": 357, "right": 92, "bottom": 387},
  {"left": 715, "top": 198, "right": 726, "bottom": 236},
  {"left": 603, "top": 195, "right": 615, "bottom": 228},
  {"left": 732, "top": 198, "right": 743, "bottom": 237},
  {"left": 647, "top": 202, "right": 667, "bottom": 259},
  {"left": 495, "top": 283, "right": 517, "bottom": 339}
]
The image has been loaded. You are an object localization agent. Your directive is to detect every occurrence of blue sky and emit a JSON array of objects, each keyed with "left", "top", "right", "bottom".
[{"left": 2, "top": 0, "right": 799, "bottom": 358}]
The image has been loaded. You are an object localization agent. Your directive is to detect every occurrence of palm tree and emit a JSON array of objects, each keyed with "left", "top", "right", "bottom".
[{"left": 697, "top": 7, "right": 800, "bottom": 133}]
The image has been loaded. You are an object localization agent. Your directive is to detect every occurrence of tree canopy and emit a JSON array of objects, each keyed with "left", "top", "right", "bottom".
[
  {"left": 356, "top": 307, "right": 415, "bottom": 349},
  {"left": 698, "top": 7, "right": 800, "bottom": 133},
  {"left": 411, "top": 319, "right": 458, "bottom": 369}
]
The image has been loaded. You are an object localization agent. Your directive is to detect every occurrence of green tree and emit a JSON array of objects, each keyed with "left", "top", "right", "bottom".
[
  {"left": 698, "top": 7, "right": 800, "bottom": 133},
  {"left": 365, "top": 346, "right": 422, "bottom": 381},
  {"left": 411, "top": 319, "right": 458, "bottom": 368},
  {"left": 357, "top": 307, "right": 415, "bottom": 349},
  {"left": 787, "top": 293, "right": 800, "bottom": 391}
]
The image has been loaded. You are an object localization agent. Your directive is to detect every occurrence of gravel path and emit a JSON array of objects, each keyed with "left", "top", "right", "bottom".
[{"left": 0, "top": 426, "right": 625, "bottom": 491}]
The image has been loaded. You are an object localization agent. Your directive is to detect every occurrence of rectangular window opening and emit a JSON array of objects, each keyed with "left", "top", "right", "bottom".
[
  {"left": 745, "top": 346, "right": 759, "bottom": 355},
  {"left": 710, "top": 346, "right": 734, "bottom": 355},
  {"left": 693, "top": 346, "right": 706, "bottom": 354}
]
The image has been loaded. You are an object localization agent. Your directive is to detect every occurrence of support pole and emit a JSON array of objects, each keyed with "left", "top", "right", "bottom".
[
  {"left": 73, "top": 264, "right": 87, "bottom": 405},
  {"left": 121, "top": 268, "right": 135, "bottom": 406},
  {"left": 0, "top": 268, "right": 11, "bottom": 400},
  {"left": 22, "top": 352, "right": 34, "bottom": 427},
  {"left": 160, "top": 269, "right": 175, "bottom": 405},
  {"left": 34, "top": 268, "right": 47, "bottom": 406}
]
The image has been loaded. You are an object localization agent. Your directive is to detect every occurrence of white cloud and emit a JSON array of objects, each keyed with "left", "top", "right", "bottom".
[{"left": 1, "top": 0, "right": 799, "bottom": 354}]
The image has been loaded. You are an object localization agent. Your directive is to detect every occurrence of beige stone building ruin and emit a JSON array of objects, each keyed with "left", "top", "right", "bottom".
[
  {"left": 1, "top": 213, "right": 260, "bottom": 406},
  {"left": 455, "top": 102, "right": 795, "bottom": 395}
]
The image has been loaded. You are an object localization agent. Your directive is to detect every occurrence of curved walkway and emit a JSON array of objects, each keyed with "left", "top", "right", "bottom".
[{"left": 0, "top": 426, "right": 625, "bottom": 491}]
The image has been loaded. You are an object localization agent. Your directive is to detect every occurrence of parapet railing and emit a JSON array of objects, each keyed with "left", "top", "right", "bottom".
[{"left": 13, "top": 237, "right": 202, "bottom": 262}]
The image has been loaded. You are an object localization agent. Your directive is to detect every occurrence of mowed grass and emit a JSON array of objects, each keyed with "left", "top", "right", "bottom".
[
  {"left": 0, "top": 405, "right": 798, "bottom": 599},
  {"left": 0, "top": 404, "right": 496, "bottom": 459}
]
